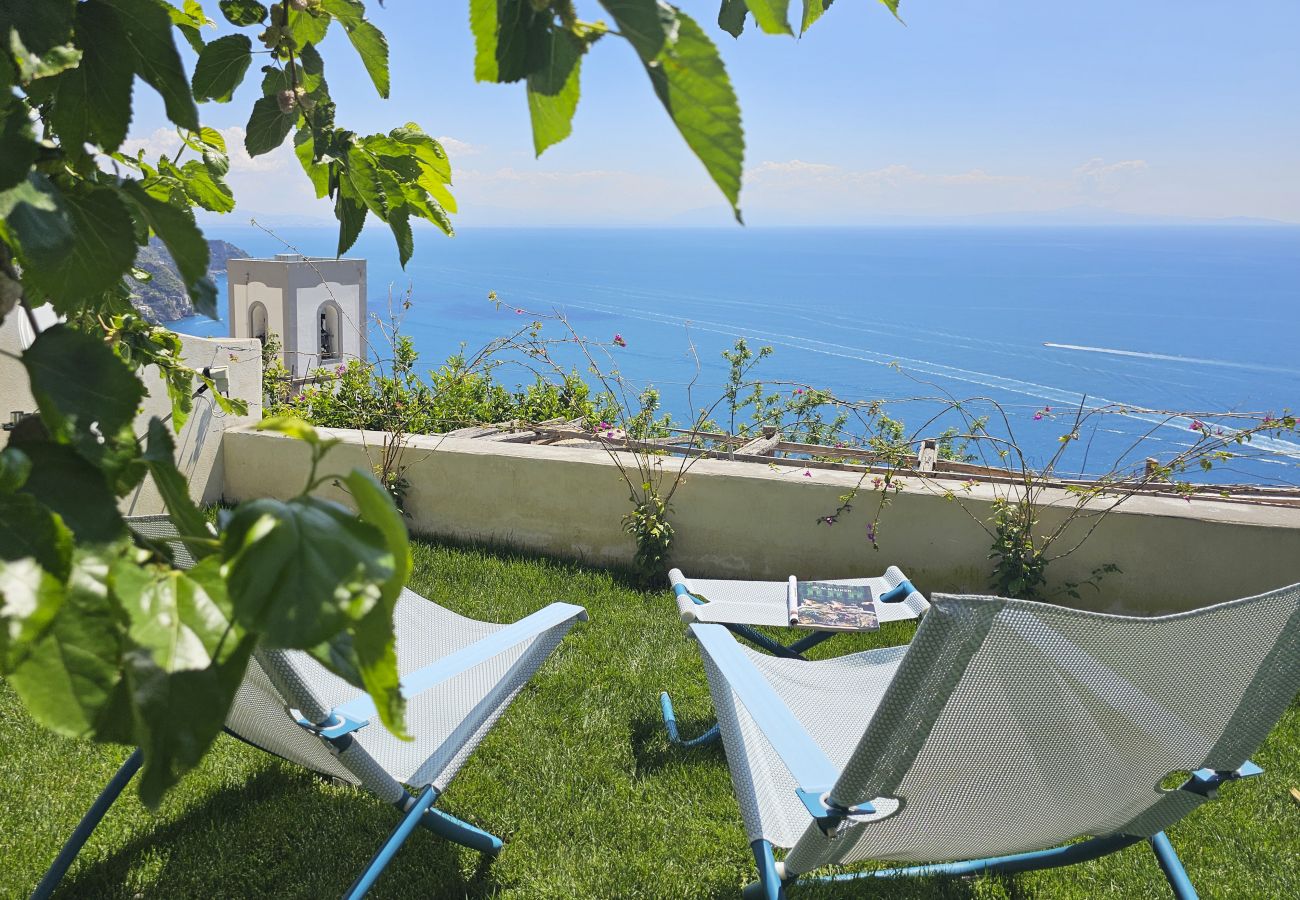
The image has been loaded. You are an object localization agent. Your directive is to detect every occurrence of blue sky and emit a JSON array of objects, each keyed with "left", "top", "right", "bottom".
[{"left": 129, "top": 1, "right": 1300, "bottom": 226}]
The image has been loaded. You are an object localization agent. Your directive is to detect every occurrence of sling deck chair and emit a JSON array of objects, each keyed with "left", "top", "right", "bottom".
[
  {"left": 660, "top": 566, "right": 929, "bottom": 748},
  {"left": 686, "top": 584, "right": 1300, "bottom": 899},
  {"left": 33, "top": 515, "right": 588, "bottom": 900}
]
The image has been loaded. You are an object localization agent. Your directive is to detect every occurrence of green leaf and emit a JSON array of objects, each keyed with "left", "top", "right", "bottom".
[
  {"left": 335, "top": 168, "right": 368, "bottom": 256},
  {"left": 0, "top": 102, "right": 40, "bottom": 193},
  {"left": 294, "top": 128, "right": 330, "bottom": 199},
  {"left": 141, "top": 418, "right": 213, "bottom": 555},
  {"left": 341, "top": 469, "right": 410, "bottom": 737},
  {"left": 878, "top": 0, "right": 902, "bottom": 22},
  {"left": 386, "top": 206, "right": 413, "bottom": 267},
  {"left": 739, "top": 0, "right": 792, "bottom": 35},
  {"left": 0, "top": 494, "right": 74, "bottom": 579},
  {"left": 344, "top": 145, "right": 389, "bottom": 219},
  {"left": 218, "top": 0, "right": 268, "bottom": 26},
  {"left": 29, "top": 183, "right": 138, "bottom": 305},
  {"left": 11, "top": 40, "right": 82, "bottom": 82},
  {"left": 22, "top": 323, "right": 145, "bottom": 441},
  {"left": 244, "top": 93, "right": 297, "bottom": 156},
  {"left": 0, "top": 174, "right": 74, "bottom": 279},
  {"left": 192, "top": 33, "right": 253, "bottom": 102},
  {"left": 0, "top": 557, "right": 66, "bottom": 671},
  {"left": 6, "top": 550, "right": 126, "bottom": 738},
  {"left": 799, "top": 0, "right": 833, "bottom": 33},
  {"left": 50, "top": 0, "right": 136, "bottom": 153},
  {"left": 718, "top": 0, "right": 748, "bottom": 38},
  {"left": 319, "top": 0, "right": 389, "bottom": 97},
  {"left": 255, "top": 415, "right": 340, "bottom": 450},
  {"left": 113, "top": 555, "right": 239, "bottom": 675},
  {"left": 178, "top": 159, "right": 235, "bottom": 212},
  {"left": 0, "top": 446, "right": 31, "bottom": 493},
  {"left": 119, "top": 181, "right": 217, "bottom": 317},
  {"left": 285, "top": 7, "right": 331, "bottom": 48},
  {"left": 526, "top": 29, "right": 583, "bottom": 157},
  {"left": 602, "top": 2, "right": 744, "bottom": 222},
  {"left": 0, "top": 1, "right": 76, "bottom": 58},
  {"left": 104, "top": 0, "right": 200, "bottom": 131},
  {"left": 470, "top": 0, "right": 549, "bottom": 84},
  {"left": 10, "top": 441, "right": 126, "bottom": 543},
  {"left": 221, "top": 496, "right": 394, "bottom": 647}
]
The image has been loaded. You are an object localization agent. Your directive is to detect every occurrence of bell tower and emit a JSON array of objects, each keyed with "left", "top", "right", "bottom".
[{"left": 227, "top": 252, "right": 367, "bottom": 380}]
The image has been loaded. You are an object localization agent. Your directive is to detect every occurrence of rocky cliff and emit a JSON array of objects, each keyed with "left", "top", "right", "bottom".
[{"left": 129, "top": 238, "right": 248, "bottom": 323}]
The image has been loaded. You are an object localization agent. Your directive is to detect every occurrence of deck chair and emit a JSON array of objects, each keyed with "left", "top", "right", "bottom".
[
  {"left": 661, "top": 567, "right": 928, "bottom": 747},
  {"left": 34, "top": 515, "right": 588, "bottom": 900},
  {"left": 686, "top": 585, "right": 1300, "bottom": 899}
]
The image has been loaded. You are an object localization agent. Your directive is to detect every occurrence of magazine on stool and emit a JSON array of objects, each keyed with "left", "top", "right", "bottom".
[{"left": 785, "top": 576, "right": 880, "bottom": 632}]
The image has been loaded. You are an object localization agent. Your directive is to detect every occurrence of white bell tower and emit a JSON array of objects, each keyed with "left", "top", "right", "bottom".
[{"left": 227, "top": 252, "right": 367, "bottom": 380}]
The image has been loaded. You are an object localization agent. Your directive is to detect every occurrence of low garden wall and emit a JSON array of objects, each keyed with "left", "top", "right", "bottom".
[{"left": 222, "top": 427, "right": 1300, "bottom": 616}]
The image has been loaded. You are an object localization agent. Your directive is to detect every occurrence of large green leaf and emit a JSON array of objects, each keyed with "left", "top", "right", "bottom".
[
  {"left": 344, "top": 145, "right": 389, "bottom": 219},
  {"left": 113, "top": 555, "right": 240, "bottom": 675},
  {"left": 0, "top": 1, "right": 76, "bottom": 58},
  {"left": 119, "top": 181, "right": 217, "bottom": 317},
  {"left": 319, "top": 0, "right": 389, "bottom": 97},
  {"left": 0, "top": 174, "right": 74, "bottom": 284},
  {"left": 192, "top": 33, "right": 253, "bottom": 103},
  {"left": 221, "top": 496, "right": 394, "bottom": 647},
  {"left": 0, "top": 494, "right": 74, "bottom": 580},
  {"left": 0, "top": 101, "right": 40, "bottom": 192},
  {"left": 244, "top": 93, "right": 297, "bottom": 156},
  {"left": 470, "top": 0, "right": 549, "bottom": 84},
  {"left": 6, "top": 550, "right": 126, "bottom": 738},
  {"left": 0, "top": 557, "right": 65, "bottom": 672},
  {"left": 11, "top": 440, "right": 126, "bottom": 543},
  {"left": 104, "top": 0, "right": 200, "bottom": 131},
  {"left": 602, "top": 2, "right": 744, "bottom": 222},
  {"left": 526, "top": 29, "right": 583, "bottom": 157},
  {"left": 22, "top": 323, "right": 145, "bottom": 441},
  {"left": 0, "top": 446, "right": 31, "bottom": 493},
  {"left": 51, "top": 0, "right": 135, "bottom": 153},
  {"left": 335, "top": 171, "right": 367, "bottom": 256},
  {"left": 141, "top": 417, "right": 213, "bottom": 557},
  {"left": 342, "top": 469, "right": 410, "bottom": 737},
  {"left": 12, "top": 41, "right": 82, "bottom": 82},
  {"left": 218, "top": 0, "right": 267, "bottom": 26},
  {"left": 18, "top": 182, "right": 138, "bottom": 308}
]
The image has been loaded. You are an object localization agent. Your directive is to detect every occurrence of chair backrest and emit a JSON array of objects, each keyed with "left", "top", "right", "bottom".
[
  {"left": 126, "top": 514, "right": 202, "bottom": 569},
  {"left": 828, "top": 585, "right": 1300, "bottom": 852}
]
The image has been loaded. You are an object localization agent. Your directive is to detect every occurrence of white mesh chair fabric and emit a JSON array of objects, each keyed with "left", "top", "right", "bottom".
[
  {"left": 126, "top": 516, "right": 587, "bottom": 794},
  {"left": 695, "top": 584, "right": 1300, "bottom": 876},
  {"left": 670, "top": 566, "right": 929, "bottom": 627}
]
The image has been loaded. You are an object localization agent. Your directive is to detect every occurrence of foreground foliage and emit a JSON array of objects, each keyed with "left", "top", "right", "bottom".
[{"left": 3, "top": 538, "right": 1297, "bottom": 898}]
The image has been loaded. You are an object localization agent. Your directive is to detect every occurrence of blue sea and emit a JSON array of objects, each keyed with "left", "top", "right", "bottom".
[{"left": 177, "top": 225, "right": 1300, "bottom": 484}]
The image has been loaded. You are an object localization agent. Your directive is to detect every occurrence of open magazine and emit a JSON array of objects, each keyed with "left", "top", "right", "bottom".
[{"left": 785, "top": 577, "right": 880, "bottom": 632}]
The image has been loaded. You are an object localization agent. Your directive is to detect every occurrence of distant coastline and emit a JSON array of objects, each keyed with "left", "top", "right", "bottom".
[{"left": 130, "top": 238, "right": 248, "bottom": 324}]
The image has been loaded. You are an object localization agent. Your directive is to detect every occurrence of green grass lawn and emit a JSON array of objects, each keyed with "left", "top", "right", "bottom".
[{"left": 2, "top": 538, "right": 1297, "bottom": 899}]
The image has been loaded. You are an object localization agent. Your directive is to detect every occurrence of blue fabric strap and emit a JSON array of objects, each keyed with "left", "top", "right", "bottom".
[
  {"left": 878, "top": 579, "right": 916, "bottom": 604},
  {"left": 335, "top": 602, "right": 585, "bottom": 722}
]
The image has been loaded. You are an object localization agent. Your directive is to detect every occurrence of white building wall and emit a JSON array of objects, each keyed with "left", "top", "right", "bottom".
[{"left": 228, "top": 254, "right": 365, "bottom": 379}]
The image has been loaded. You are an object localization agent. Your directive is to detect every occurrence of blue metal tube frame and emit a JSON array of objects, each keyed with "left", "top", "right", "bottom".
[
  {"left": 742, "top": 833, "right": 1148, "bottom": 899},
  {"left": 32, "top": 748, "right": 144, "bottom": 900},
  {"left": 344, "top": 786, "right": 438, "bottom": 900},
  {"left": 1149, "top": 832, "right": 1199, "bottom": 900},
  {"left": 418, "top": 799, "right": 504, "bottom": 856},
  {"left": 659, "top": 691, "right": 721, "bottom": 747}
]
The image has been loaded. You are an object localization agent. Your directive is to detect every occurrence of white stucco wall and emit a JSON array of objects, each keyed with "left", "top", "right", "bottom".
[{"left": 221, "top": 427, "right": 1300, "bottom": 616}]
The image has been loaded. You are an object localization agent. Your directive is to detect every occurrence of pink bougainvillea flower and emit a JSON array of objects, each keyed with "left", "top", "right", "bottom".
[
  {"left": 613, "top": 333, "right": 627, "bottom": 348},
  {"left": 1033, "top": 412, "right": 1044, "bottom": 421},
  {"left": 515, "top": 308, "right": 524, "bottom": 314},
  {"left": 871, "top": 476, "right": 884, "bottom": 490},
  {"left": 802, "top": 470, "right": 812, "bottom": 478},
  {"left": 1190, "top": 419, "right": 1204, "bottom": 432},
  {"left": 866, "top": 523, "right": 878, "bottom": 543},
  {"left": 335, "top": 364, "right": 346, "bottom": 376}
]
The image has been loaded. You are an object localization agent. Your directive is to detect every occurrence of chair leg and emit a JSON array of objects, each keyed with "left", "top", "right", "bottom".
[
  {"left": 343, "top": 785, "right": 438, "bottom": 900},
  {"left": 32, "top": 747, "right": 143, "bottom": 900},
  {"left": 1149, "top": 832, "right": 1199, "bottom": 900},
  {"left": 659, "top": 692, "right": 722, "bottom": 748},
  {"left": 741, "top": 840, "right": 787, "bottom": 900},
  {"left": 417, "top": 800, "right": 504, "bottom": 856}
]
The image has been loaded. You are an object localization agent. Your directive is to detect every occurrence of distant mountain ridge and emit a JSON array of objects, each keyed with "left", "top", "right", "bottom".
[{"left": 129, "top": 238, "right": 248, "bottom": 323}]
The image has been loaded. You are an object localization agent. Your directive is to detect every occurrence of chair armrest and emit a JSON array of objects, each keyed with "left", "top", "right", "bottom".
[
  {"left": 690, "top": 623, "right": 842, "bottom": 792},
  {"left": 334, "top": 602, "right": 588, "bottom": 721}
]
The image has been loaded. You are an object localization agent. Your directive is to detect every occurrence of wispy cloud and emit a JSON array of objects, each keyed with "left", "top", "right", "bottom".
[
  {"left": 1073, "top": 157, "right": 1149, "bottom": 194},
  {"left": 436, "top": 136, "right": 482, "bottom": 158}
]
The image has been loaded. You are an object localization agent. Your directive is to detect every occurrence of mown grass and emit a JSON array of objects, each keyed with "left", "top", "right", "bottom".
[{"left": 2, "top": 537, "right": 1297, "bottom": 899}]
